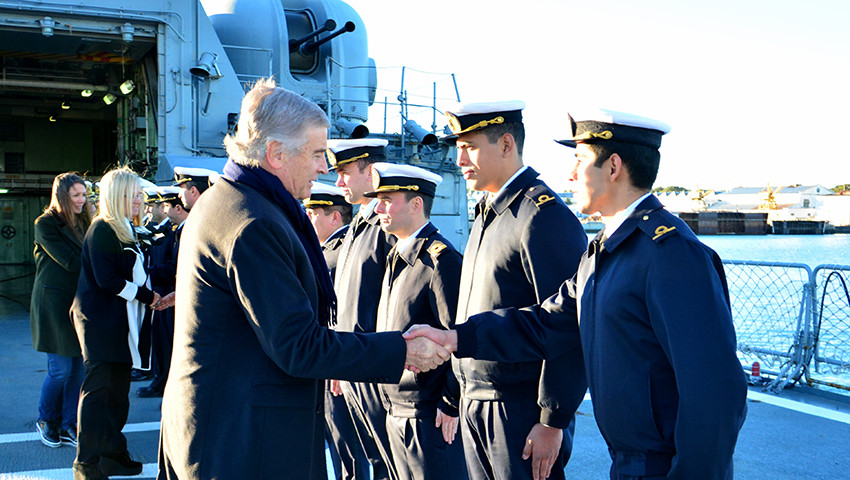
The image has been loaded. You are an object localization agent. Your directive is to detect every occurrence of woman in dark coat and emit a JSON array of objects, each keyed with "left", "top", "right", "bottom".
[
  {"left": 31, "top": 172, "right": 92, "bottom": 448},
  {"left": 71, "top": 167, "right": 160, "bottom": 480}
]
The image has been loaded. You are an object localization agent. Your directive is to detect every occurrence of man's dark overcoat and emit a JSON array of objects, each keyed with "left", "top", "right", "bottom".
[{"left": 157, "top": 177, "right": 407, "bottom": 480}]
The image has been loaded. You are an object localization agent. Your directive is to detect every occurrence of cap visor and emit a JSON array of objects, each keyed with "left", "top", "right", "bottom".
[{"left": 555, "top": 139, "right": 577, "bottom": 148}]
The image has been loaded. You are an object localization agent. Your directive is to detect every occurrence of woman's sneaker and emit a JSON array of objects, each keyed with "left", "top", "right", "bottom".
[
  {"left": 35, "top": 419, "right": 61, "bottom": 448},
  {"left": 59, "top": 425, "right": 77, "bottom": 446}
]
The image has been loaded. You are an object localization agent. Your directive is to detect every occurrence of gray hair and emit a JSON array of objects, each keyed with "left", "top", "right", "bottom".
[{"left": 223, "top": 78, "right": 330, "bottom": 168}]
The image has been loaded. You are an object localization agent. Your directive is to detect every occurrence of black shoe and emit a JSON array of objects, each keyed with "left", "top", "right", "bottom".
[
  {"left": 73, "top": 461, "right": 108, "bottom": 480},
  {"left": 99, "top": 451, "right": 143, "bottom": 476},
  {"left": 36, "top": 419, "right": 61, "bottom": 448},
  {"left": 136, "top": 386, "right": 163, "bottom": 398},
  {"left": 130, "top": 369, "right": 153, "bottom": 382},
  {"left": 59, "top": 425, "right": 77, "bottom": 446}
]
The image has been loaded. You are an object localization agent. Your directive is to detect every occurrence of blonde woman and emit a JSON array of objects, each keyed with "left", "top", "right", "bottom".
[
  {"left": 31, "top": 172, "right": 92, "bottom": 448},
  {"left": 71, "top": 167, "right": 160, "bottom": 480}
]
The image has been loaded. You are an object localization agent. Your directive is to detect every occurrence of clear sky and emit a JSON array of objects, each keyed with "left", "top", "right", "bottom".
[{"left": 344, "top": 0, "right": 850, "bottom": 193}]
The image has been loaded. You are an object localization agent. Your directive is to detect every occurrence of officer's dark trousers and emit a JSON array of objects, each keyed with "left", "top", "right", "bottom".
[
  {"left": 460, "top": 398, "right": 569, "bottom": 480},
  {"left": 147, "top": 308, "right": 174, "bottom": 393},
  {"left": 340, "top": 381, "right": 394, "bottom": 480},
  {"left": 76, "top": 361, "right": 131, "bottom": 464},
  {"left": 386, "top": 414, "right": 468, "bottom": 480},
  {"left": 325, "top": 382, "right": 370, "bottom": 480}
]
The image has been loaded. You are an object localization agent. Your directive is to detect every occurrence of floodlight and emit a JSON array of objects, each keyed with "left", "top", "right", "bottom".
[
  {"left": 120, "top": 80, "right": 135, "bottom": 94},
  {"left": 190, "top": 52, "right": 222, "bottom": 79}
]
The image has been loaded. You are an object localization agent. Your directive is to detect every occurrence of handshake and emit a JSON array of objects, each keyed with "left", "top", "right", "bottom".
[{"left": 402, "top": 325, "right": 459, "bottom": 373}]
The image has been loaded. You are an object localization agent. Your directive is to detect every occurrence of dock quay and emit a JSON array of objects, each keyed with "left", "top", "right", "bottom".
[{"left": 679, "top": 211, "right": 770, "bottom": 235}]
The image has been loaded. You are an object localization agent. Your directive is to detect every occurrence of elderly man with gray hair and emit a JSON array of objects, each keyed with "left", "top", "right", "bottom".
[{"left": 157, "top": 78, "right": 448, "bottom": 480}]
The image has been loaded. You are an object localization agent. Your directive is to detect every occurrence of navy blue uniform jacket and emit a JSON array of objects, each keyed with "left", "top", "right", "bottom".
[
  {"left": 376, "top": 222, "right": 462, "bottom": 418},
  {"left": 157, "top": 178, "right": 407, "bottom": 480},
  {"left": 322, "top": 224, "right": 348, "bottom": 280},
  {"left": 454, "top": 167, "right": 588, "bottom": 427},
  {"left": 455, "top": 195, "right": 748, "bottom": 479},
  {"left": 334, "top": 204, "right": 395, "bottom": 334}
]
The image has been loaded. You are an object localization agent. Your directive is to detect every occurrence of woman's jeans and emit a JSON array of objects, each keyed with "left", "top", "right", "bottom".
[{"left": 38, "top": 353, "right": 85, "bottom": 430}]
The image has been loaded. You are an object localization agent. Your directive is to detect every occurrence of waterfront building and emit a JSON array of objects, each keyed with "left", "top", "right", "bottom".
[{"left": 656, "top": 185, "right": 850, "bottom": 233}]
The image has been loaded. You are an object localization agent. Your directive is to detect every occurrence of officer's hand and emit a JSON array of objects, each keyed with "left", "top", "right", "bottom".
[
  {"left": 522, "top": 423, "right": 562, "bottom": 480},
  {"left": 403, "top": 325, "right": 458, "bottom": 353},
  {"left": 330, "top": 379, "right": 342, "bottom": 397},
  {"left": 404, "top": 336, "right": 450, "bottom": 373},
  {"left": 435, "top": 409, "right": 459, "bottom": 444}
]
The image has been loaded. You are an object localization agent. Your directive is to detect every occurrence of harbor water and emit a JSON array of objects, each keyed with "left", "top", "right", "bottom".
[
  {"left": 698, "top": 234, "right": 850, "bottom": 267},
  {"left": 585, "top": 233, "right": 850, "bottom": 268}
]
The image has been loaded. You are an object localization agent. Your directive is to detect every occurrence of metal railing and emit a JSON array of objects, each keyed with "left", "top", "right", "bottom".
[{"left": 723, "top": 260, "right": 850, "bottom": 393}]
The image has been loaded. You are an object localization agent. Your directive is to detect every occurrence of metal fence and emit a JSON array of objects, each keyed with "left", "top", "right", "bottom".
[{"left": 723, "top": 260, "right": 850, "bottom": 393}]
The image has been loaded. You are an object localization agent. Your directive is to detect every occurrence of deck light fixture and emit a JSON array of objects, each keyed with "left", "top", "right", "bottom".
[
  {"left": 121, "top": 23, "right": 134, "bottom": 42},
  {"left": 120, "top": 80, "right": 135, "bottom": 94},
  {"left": 190, "top": 52, "right": 222, "bottom": 79},
  {"left": 40, "top": 17, "right": 55, "bottom": 36}
]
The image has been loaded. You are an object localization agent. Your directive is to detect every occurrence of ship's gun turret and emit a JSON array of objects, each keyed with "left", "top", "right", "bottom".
[{"left": 289, "top": 19, "right": 356, "bottom": 56}]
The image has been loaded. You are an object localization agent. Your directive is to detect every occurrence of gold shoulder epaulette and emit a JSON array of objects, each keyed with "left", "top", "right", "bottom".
[
  {"left": 427, "top": 241, "right": 447, "bottom": 257},
  {"left": 638, "top": 213, "right": 679, "bottom": 242},
  {"left": 525, "top": 185, "right": 557, "bottom": 208}
]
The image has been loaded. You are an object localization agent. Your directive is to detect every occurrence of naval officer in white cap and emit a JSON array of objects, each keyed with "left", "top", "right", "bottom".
[
  {"left": 366, "top": 163, "right": 467, "bottom": 480},
  {"left": 328, "top": 138, "right": 397, "bottom": 480},
  {"left": 304, "top": 182, "right": 354, "bottom": 277},
  {"left": 443, "top": 100, "right": 588, "bottom": 480},
  {"left": 304, "top": 181, "right": 368, "bottom": 480},
  {"left": 407, "top": 108, "right": 748, "bottom": 480},
  {"left": 172, "top": 166, "right": 218, "bottom": 211}
]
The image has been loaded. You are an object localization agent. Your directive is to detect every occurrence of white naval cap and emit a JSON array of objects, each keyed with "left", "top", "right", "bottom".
[
  {"left": 444, "top": 100, "right": 526, "bottom": 139},
  {"left": 365, "top": 163, "right": 443, "bottom": 198},
  {"left": 326, "top": 138, "right": 389, "bottom": 169},
  {"left": 173, "top": 166, "right": 220, "bottom": 187},
  {"left": 304, "top": 182, "right": 348, "bottom": 208},
  {"left": 556, "top": 108, "right": 671, "bottom": 149},
  {"left": 156, "top": 186, "right": 181, "bottom": 202},
  {"left": 143, "top": 187, "right": 159, "bottom": 204}
]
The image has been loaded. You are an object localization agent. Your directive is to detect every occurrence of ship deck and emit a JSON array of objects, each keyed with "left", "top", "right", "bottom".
[{"left": 2, "top": 297, "right": 849, "bottom": 479}]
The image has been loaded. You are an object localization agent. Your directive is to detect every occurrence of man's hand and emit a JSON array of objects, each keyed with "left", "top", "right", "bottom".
[
  {"left": 404, "top": 336, "right": 450, "bottom": 373},
  {"left": 403, "top": 325, "right": 458, "bottom": 353},
  {"left": 435, "top": 409, "right": 459, "bottom": 444},
  {"left": 329, "top": 379, "right": 342, "bottom": 397},
  {"left": 522, "top": 423, "right": 563, "bottom": 480}
]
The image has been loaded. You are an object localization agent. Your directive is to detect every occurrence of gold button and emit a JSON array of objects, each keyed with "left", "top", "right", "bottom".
[{"left": 642, "top": 215, "right": 649, "bottom": 220}]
